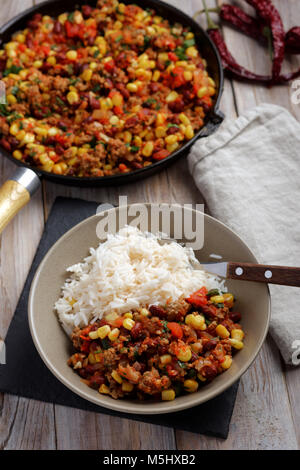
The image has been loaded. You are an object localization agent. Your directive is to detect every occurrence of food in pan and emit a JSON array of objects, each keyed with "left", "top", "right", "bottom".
[
  {"left": 55, "top": 227, "right": 244, "bottom": 401},
  {"left": 0, "top": 0, "right": 216, "bottom": 177}
]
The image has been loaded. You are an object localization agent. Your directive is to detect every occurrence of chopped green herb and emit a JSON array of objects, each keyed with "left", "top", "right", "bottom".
[
  {"left": 11, "top": 86, "right": 19, "bottom": 96},
  {"left": 144, "top": 35, "right": 151, "bottom": 48},
  {"left": 216, "top": 303, "right": 224, "bottom": 308},
  {"left": 167, "top": 123, "right": 180, "bottom": 128},
  {"left": 162, "top": 320, "right": 169, "bottom": 334},
  {"left": 0, "top": 104, "right": 9, "bottom": 117},
  {"left": 69, "top": 78, "right": 79, "bottom": 86},
  {"left": 92, "top": 83, "right": 101, "bottom": 92},
  {"left": 93, "top": 49, "right": 100, "bottom": 58},
  {"left": 101, "top": 338, "right": 110, "bottom": 350},
  {"left": 183, "top": 38, "right": 196, "bottom": 48},
  {"left": 130, "top": 145, "right": 140, "bottom": 153},
  {"left": 67, "top": 12, "right": 74, "bottom": 22},
  {"left": 165, "top": 60, "right": 172, "bottom": 67},
  {"left": 177, "top": 360, "right": 187, "bottom": 369},
  {"left": 3, "top": 65, "right": 22, "bottom": 77},
  {"left": 145, "top": 98, "right": 157, "bottom": 105},
  {"left": 115, "top": 35, "right": 123, "bottom": 43},
  {"left": 56, "top": 96, "right": 65, "bottom": 107},
  {"left": 207, "top": 289, "right": 221, "bottom": 297},
  {"left": 174, "top": 47, "right": 187, "bottom": 61},
  {"left": 89, "top": 136, "right": 98, "bottom": 148}
]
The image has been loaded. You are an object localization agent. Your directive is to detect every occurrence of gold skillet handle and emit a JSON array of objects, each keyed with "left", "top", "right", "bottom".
[{"left": 0, "top": 168, "right": 40, "bottom": 234}]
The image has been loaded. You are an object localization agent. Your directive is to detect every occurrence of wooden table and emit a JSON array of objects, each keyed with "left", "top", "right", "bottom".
[{"left": 0, "top": 0, "right": 299, "bottom": 450}]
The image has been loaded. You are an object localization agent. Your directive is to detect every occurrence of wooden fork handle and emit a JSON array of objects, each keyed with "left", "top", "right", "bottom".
[{"left": 228, "top": 262, "right": 300, "bottom": 287}]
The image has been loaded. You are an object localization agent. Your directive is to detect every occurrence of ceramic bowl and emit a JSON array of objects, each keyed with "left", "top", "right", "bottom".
[{"left": 28, "top": 204, "right": 270, "bottom": 414}]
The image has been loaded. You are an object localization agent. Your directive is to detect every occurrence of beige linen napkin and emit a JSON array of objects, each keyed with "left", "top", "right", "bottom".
[{"left": 188, "top": 103, "right": 300, "bottom": 365}]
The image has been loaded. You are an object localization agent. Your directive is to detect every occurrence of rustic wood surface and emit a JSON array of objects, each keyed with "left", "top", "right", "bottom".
[{"left": 0, "top": 0, "right": 299, "bottom": 450}]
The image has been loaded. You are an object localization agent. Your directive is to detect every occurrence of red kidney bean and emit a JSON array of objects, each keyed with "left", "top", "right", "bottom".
[
  {"left": 149, "top": 83, "right": 159, "bottom": 93},
  {"left": 201, "top": 364, "right": 217, "bottom": 379},
  {"left": 168, "top": 98, "right": 185, "bottom": 113},
  {"left": 89, "top": 96, "right": 100, "bottom": 109},
  {"left": 53, "top": 20, "right": 62, "bottom": 34},
  {"left": 166, "top": 126, "right": 178, "bottom": 135},
  {"left": 82, "top": 5, "right": 93, "bottom": 18},
  {"left": 130, "top": 322, "right": 143, "bottom": 339},
  {"left": 0, "top": 138, "right": 11, "bottom": 152},
  {"left": 26, "top": 37, "right": 34, "bottom": 49},
  {"left": 0, "top": 59, "right": 6, "bottom": 71},
  {"left": 80, "top": 63, "right": 89, "bottom": 74},
  {"left": 149, "top": 305, "right": 167, "bottom": 318},
  {"left": 124, "top": 116, "right": 139, "bottom": 129},
  {"left": 116, "top": 83, "right": 130, "bottom": 99},
  {"left": 131, "top": 162, "right": 143, "bottom": 169},
  {"left": 55, "top": 145, "right": 65, "bottom": 156},
  {"left": 229, "top": 312, "right": 242, "bottom": 323},
  {"left": 83, "top": 115, "right": 93, "bottom": 124},
  {"left": 9, "top": 137, "right": 19, "bottom": 149},
  {"left": 203, "top": 339, "right": 218, "bottom": 352}
]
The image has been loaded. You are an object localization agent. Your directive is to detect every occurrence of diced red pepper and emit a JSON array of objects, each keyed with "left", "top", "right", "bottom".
[
  {"left": 104, "top": 59, "right": 115, "bottom": 72},
  {"left": 170, "top": 66, "right": 186, "bottom": 89},
  {"left": 186, "top": 287, "right": 208, "bottom": 307},
  {"left": 152, "top": 149, "right": 170, "bottom": 160},
  {"left": 167, "top": 322, "right": 183, "bottom": 339},
  {"left": 168, "top": 51, "right": 178, "bottom": 62}
]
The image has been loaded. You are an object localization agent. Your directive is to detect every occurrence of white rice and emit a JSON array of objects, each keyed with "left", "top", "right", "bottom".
[{"left": 55, "top": 226, "right": 225, "bottom": 334}]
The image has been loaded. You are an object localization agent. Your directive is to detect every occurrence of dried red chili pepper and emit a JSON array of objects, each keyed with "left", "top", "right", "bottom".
[
  {"left": 196, "top": 4, "right": 300, "bottom": 54},
  {"left": 245, "top": 0, "right": 285, "bottom": 81},
  {"left": 285, "top": 27, "right": 300, "bottom": 54},
  {"left": 200, "top": 0, "right": 300, "bottom": 85}
]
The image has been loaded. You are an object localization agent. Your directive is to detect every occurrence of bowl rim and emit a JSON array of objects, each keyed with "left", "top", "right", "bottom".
[{"left": 28, "top": 205, "right": 271, "bottom": 415}]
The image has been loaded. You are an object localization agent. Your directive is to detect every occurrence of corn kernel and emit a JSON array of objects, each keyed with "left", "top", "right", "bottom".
[
  {"left": 156, "top": 113, "right": 166, "bottom": 126},
  {"left": 67, "top": 91, "right": 79, "bottom": 104},
  {"left": 81, "top": 68, "right": 93, "bottom": 81},
  {"left": 22, "top": 133, "right": 35, "bottom": 144},
  {"left": 216, "top": 324, "right": 230, "bottom": 339},
  {"left": 111, "top": 92, "right": 123, "bottom": 107},
  {"left": 123, "top": 318, "right": 135, "bottom": 330},
  {"left": 133, "top": 136, "right": 142, "bottom": 147},
  {"left": 210, "top": 295, "right": 224, "bottom": 304},
  {"left": 166, "top": 142, "right": 179, "bottom": 153},
  {"left": 223, "top": 293, "right": 234, "bottom": 308},
  {"left": 140, "top": 308, "right": 149, "bottom": 317},
  {"left": 34, "top": 127, "right": 48, "bottom": 137},
  {"left": 94, "top": 36, "right": 106, "bottom": 45},
  {"left": 208, "top": 86, "right": 216, "bottom": 96},
  {"left": 152, "top": 70, "right": 160, "bottom": 82},
  {"left": 48, "top": 127, "right": 59, "bottom": 137},
  {"left": 52, "top": 163, "right": 63, "bottom": 175},
  {"left": 197, "top": 373, "right": 206, "bottom": 382},
  {"left": 99, "top": 384, "right": 110, "bottom": 394},
  {"left": 184, "top": 124, "right": 195, "bottom": 139},
  {"left": 186, "top": 32, "right": 194, "bottom": 39},
  {"left": 110, "top": 115, "right": 119, "bottom": 126},
  {"left": 10, "top": 122, "right": 19, "bottom": 136},
  {"left": 179, "top": 113, "right": 190, "bottom": 126},
  {"left": 183, "top": 70, "right": 193, "bottom": 81},
  {"left": 39, "top": 153, "right": 50, "bottom": 165},
  {"left": 124, "top": 312, "right": 133, "bottom": 319},
  {"left": 185, "top": 314, "right": 205, "bottom": 329},
  {"left": 160, "top": 354, "right": 172, "bottom": 365},
  {"left": 88, "top": 353, "right": 98, "bottom": 364},
  {"left": 122, "top": 381, "right": 134, "bottom": 392},
  {"left": 108, "top": 328, "right": 120, "bottom": 342},
  {"left": 16, "top": 130, "right": 25, "bottom": 141},
  {"left": 197, "top": 86, "right": 208, "bottom": 99},
  {"left": 231, "top": 329, "right": 244, "bottom": 341},
  {"left": 142, "top": 141, "right": 154, "bottom": 157},
  {"left": 165, "top": 134, "right": 177, "bottom": 145},
  {"left": 155, "top": 126, "right": 166, "bottom": 138},
  {"left": 123, "top": 131, "right": 132, "bottom": 143},
  {"left": 33, "top": 60, "right": 43, "bottom": 69},
  {"left": 177, "top": 345, "right": 192, "bottom": 362},
  {"left": 186, "top": 46, "right": 198, "bottom": 58},
  {"left": 221, "top": 355, "right": 232, "bottom": 370},
  {"left": 184, "top": 379, "right": 199, "bottom": 393},
  {"left": 97, "top": 325, "right": 111, "bottom": 339},
  {"left": 111, "top": 370, "right": 123, "bottom": 384},
  {"left": 66, "top": 50, "right": 78, "bottom": 61},
  {"left": 229, "top": 338, "right": 244, "bottom": 350},
  {"left": 43, "top": 161, "right": 54, "bottom": 172},
  {"left": 89, "top": 61, "right": 98, "bottom": 70},
  {"left": 7, "top": 93, "right": 17, "bottom": 104},
  {"left": 13, "top": 150, "right": 22, "bottom": 160},
  {"left": 166, "top": 91, "right": 179, "bottom": 103},
  {"left": 127, "top": 82, "right": 138, "bottom": 92},
  {"left": 162, "top": 389, "right": 175, "bottom": 401},
  {"left": 89, "top": 330, "right": 99, "bottom": 340},
  {"left": 47, "top": 56, "right": 56, "bottom": 65},
  {"left": 208, "top": 77, "right": 216, "bottom": 87}
]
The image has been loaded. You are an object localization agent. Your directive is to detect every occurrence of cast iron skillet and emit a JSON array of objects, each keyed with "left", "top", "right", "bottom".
[{"left": 0, "top": 0, "right": 224, "bottom": 232}]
